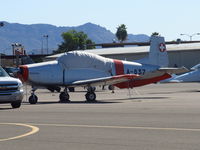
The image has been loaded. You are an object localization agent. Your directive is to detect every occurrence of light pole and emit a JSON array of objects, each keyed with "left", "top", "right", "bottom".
[
  {"left": 41, "top": 36, "right": 44, "bottom": 54},
  {"left": 180, "top": 33, "right": 200, "bottom": 41},
  {"left": 0, "top": 22, "right": 4, "bottom": 65},
  {"left": 12, "top": 43, "right": 23, "bottom": 67},
  {"left": 43, "top": 35, "right": 49, "bottom": 54}
]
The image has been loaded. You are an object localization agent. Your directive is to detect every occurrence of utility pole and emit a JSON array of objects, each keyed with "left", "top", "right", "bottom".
[
  {"left": 180, "top": 33, "right": 200, "bottom": 41},
  {"left": 0, "top": 22, "right": 4, "bottom": 66},
  {"left": 43, "top": 35, "right": 49, "bottom": 54}
]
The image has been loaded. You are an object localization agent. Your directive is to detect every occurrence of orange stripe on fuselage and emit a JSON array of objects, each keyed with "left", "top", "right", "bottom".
[
  {"left": 115, "top": 73, "right": 171, "bottom": 88},
  {"left": 113, "top": 59, "right": 124, "bottom": 75},
  {"left": 113, "top": 59, "right": 171, "bottom": 88}
]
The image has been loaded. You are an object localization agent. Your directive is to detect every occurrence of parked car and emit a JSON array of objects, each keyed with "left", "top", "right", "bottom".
[{"left": 0, "top": 67, "right": 23, "bottom": 108}]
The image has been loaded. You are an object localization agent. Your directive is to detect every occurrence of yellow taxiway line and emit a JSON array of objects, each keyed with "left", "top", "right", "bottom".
[
  {"left": 1, "top": 122, "right": 200, "bottom": 142},
  {"left": 0, "top": 123, "right": 39, "bottom": 142}
]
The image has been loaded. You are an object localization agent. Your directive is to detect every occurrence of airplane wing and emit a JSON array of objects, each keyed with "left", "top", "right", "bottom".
[
  {"left": 158, "top": 66, "right": 189, "bottom": 74},
  {"left": 66, "top": 74, "right": 140, "bottom": 87}
]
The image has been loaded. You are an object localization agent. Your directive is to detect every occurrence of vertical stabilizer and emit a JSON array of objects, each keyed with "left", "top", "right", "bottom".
[{"left": 148, "top": 35, "right": 169, "bottom": 67}]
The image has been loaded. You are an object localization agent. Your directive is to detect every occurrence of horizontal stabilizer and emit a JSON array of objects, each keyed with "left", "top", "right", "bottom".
[
  {"left": 191, "top": 64, "right": 200, "bottom": 70},
  {"left": 158, "top": 67, "right": 189, "bottom": 74}
]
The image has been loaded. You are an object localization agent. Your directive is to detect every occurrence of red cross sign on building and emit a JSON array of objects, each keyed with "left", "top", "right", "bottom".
[{"left": 159, "top": 43, "right": 166, "bottom": 52}]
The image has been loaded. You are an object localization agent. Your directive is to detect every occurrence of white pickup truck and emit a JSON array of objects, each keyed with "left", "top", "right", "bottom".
[{"left": 0, "top": 67, "right": 23, "bottom": 108}]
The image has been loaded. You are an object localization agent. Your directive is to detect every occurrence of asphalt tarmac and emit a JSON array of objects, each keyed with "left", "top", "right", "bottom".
[{"left": 1, "top": 83, "right": 200, "bottom": 150}]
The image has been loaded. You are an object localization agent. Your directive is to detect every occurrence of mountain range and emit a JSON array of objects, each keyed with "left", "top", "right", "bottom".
[{"left": 0, "top": 22, "right": 149, "bottom": 54}]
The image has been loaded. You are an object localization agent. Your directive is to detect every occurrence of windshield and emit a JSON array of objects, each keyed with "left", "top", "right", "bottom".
[{"left": 0, "top": 67, "right": 9, "bottom": 77}]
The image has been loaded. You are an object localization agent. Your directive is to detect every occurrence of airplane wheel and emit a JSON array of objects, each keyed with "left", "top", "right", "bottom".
[
  {"left": 87, "top": 87, "right": 96, "bottom": 92},
  {"left": 59, "top": 92, "right": 70, "bottom": 103},
  {"left": 55, "top": 87, "right": 61, "bottom": 92},
  {"left": 68, "top": 87, "right": 75, "bottom": 92},
  {"left": 85, "top": 92, "right": 96, "bottom": 102},
  {"left": 29, "top": 94, "right": 38, "bottom": 104},
  {"left": 108, "top": 85, "right": 114, "bottom": 90}
]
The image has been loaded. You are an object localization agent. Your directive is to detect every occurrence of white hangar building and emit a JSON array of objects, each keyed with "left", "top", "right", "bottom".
[{"left": 46, "top": 43, "right": 200, "bottom": 69}]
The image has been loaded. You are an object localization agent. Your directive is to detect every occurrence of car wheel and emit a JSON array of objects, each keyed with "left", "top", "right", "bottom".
[{"left": 11, "top": 100, "right": 22, "bottom": 108}]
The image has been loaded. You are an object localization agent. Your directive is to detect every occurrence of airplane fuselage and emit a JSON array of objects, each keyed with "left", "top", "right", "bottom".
[{"left": 19, "top": 51, "right": 171, "bottom": 88}]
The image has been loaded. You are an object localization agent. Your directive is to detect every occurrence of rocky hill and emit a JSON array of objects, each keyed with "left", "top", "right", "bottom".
[{"left": 0, "top": 22, "right": 149, "bottom": 54}]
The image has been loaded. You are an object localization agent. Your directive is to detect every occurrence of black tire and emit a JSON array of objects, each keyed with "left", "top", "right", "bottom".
[
  {"left": 108, "top": 85, "right": 114, "bottom": 90},
  {"left": 29, "top": 95, "right": 38, "bottom": 104},
  {"left": 55, "top": 87, "right": 61, "bottom": 92},
  {"left": 87, "top": 87, "right": 96, "bottom": 92},
  {"left": 11, "top": 100, "right": 22, "bottom": 108},
  {"left": 85, "top": 92, "right": 96, "bottom": 102},
  {"left": 59, "top": 92, "right": 70, "bottom": 103}
]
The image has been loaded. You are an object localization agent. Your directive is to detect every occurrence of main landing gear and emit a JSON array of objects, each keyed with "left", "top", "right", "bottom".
[
  {"left": 59, "top": 86, "right": 97, "bottom": 103},
  {"left": 59, "top": 88, "right": 70, "bottom": 103},
  {"left": 28, "top": 86, "right": 97, "bottom": 104},
  {"left": 85, "top": 87, "right": 96, "bottom": 102}
]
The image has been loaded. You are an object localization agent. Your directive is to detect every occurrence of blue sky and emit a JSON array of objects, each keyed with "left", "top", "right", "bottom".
[{"left": 1, "top": 0, "right": 200, "bottom": 41}]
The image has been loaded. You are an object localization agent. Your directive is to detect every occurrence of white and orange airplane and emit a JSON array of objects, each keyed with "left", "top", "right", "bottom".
[{"left": 18, "top": 35, "right": 187, "bottom": 104}]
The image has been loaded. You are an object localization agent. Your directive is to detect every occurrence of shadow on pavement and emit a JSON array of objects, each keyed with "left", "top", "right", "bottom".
[{"left": 22, "top": 100, "right": 120, "bottom": 105}]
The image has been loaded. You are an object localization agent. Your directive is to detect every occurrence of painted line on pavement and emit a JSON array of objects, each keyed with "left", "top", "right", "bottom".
[
  {"left": 29, "top": 123, "right": 200, "bottom": 132},
  {"left": 0, "top": 123, "right": 39, "bottom": 142}
]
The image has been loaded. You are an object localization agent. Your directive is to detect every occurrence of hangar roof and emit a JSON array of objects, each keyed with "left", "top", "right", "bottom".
[{"left": 46, "top": 43, "right": 200, "bottom": 60}]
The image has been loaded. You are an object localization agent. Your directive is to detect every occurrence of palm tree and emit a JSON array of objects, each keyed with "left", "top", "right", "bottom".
[{"left": 116, "top": 24, "right": 128, "bottom": 43}]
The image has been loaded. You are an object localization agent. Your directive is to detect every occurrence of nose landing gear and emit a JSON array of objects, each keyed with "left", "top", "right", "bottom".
[{"left": 28, "top": 87, "right": 38, "bottom": 104}]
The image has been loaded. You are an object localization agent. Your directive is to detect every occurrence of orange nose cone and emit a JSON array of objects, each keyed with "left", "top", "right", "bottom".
[{"left": 18, "top": 65, "right": 29, "bottom": 82}]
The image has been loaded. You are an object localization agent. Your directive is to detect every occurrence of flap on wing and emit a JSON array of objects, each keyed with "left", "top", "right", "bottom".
[
  {"left": 67, "top": 74, "right": 140, "bottom": 87},
  {"left": 158, "top": 67, "right": 189, "bottom": 74}
]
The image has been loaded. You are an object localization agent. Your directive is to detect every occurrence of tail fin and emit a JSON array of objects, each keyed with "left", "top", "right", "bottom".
[
  {"left": 148, "top": 35, "right": 169, "bottom": 67},
  {"left": 136, "top": 35, "right": 169, "bottom": 67}
]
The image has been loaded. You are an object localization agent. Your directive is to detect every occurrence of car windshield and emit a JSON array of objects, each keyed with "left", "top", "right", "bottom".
[{"left": 0, "top": 67, "right": 9, "bottom": 77}]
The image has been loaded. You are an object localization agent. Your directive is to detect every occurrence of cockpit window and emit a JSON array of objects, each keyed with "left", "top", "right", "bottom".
[{"left": 0, "top": 67, "right": 9, "bottom": 77}]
